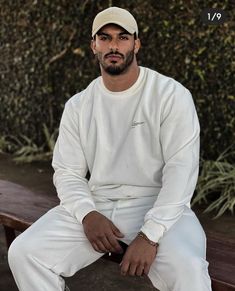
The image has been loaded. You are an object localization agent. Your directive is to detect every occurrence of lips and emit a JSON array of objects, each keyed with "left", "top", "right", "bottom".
[{"left": 105, "top": 54, "right": 123, "bottom": 61}]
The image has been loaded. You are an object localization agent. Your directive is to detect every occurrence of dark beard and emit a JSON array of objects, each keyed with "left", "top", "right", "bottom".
[{"left": 97, "top": 49, "right": 135, "bottom": 75}]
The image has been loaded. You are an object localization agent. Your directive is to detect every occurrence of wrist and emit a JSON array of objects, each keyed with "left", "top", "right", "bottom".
[
  {"left": 140, "top": 220, "right": 165, "bottom": 242},
  {"left": 82, "top": 210, "right": 99, "bottom": 224},
  {"left": 137, "top": 231, "right": 159, "bottom": 247}
]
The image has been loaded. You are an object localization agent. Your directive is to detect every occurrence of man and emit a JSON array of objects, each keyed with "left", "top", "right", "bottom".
[{"left": 8, "top": 7, "right": 212, "bottom": 291}]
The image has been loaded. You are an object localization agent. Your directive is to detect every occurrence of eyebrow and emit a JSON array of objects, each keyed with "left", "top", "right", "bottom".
[
  {"left": 96, "top": 32, "right": 109, "bottom": 37},
  {"left": 119, "top": 31, "right": 131, "bottom": 36}
]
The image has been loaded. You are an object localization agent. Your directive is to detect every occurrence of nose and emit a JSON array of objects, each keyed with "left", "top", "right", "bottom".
[{"left": 109, "top": 38, "right": 119, "bottom": 52}]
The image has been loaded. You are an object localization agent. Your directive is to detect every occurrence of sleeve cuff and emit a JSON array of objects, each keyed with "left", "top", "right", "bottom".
[
  {"left": 75, "top": 202, "right": 97, "bottom": 224},
  {"left": 140, "top": 219, "right": 166, "bottom": 243}
]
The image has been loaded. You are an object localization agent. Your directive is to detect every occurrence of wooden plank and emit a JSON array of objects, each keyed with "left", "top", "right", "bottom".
[
  {"left": 207, "top": 231, "right": 235, "bottom": 288},
  {"left": 3, "top": 225, "right": 16, "bottom": 249},
  {"left": 212, "top": 279, "right": 235, "bottom": 291},
  {"left": 0, "top": 213, "right": 31, "bottom": 231},
  {"left": 0, "top": 179, "right": 58, "bottom": 229}
]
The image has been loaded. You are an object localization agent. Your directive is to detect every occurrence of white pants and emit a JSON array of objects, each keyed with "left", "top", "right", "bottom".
[{"left": 8, "top": 197, "right": 212, "bottom": 291}]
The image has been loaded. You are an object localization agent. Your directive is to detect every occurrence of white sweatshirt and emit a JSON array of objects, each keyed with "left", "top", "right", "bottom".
[{"left": 52, "top": 66, "right": 200, "bottom": 243}]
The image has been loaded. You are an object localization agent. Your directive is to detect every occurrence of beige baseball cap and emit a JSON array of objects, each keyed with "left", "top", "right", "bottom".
[{"left": 92, "top": 7, "right": 138, "bottom": 38}]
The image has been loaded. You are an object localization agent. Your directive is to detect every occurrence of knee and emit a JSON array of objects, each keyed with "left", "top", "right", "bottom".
[
  {"left": 150, "top": 254, "right": 210, "bottom": 291},
  {"left": 8, "top": 233, "right": 35, "bottom": 271},
  {"left": 170, "top": 251, "right": 208, "bottom": 278},
  {"left": 8, "top": 236, "right": 23, "bottom": 270}
]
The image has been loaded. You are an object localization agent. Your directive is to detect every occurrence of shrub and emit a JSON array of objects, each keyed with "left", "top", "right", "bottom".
[{"left": 193, "top": 145, "right": 235, "bottom": 217}]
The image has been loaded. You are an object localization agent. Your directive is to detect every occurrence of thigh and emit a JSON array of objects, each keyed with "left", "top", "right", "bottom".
[
  {"left": 157, "top": 207, "right": 207, "bottom": 260},
  {"left": 148, "top": 207, "right": 208, "bottom": 290},
  {"left": 13, "top": 205, "right": 103, "bottom": 276}
]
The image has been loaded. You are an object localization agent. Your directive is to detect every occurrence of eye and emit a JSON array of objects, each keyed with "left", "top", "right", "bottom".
[
  {"left": 99, "top": 35, "right": 108, "bottom": 41},
  {"left": 119, "top": 35, "right": 129, "bottom": 40}
]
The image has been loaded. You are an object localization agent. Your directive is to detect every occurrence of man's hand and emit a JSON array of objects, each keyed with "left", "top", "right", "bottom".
[
  {"left": 120, "top": 235, "right": 158, "bottom": 276},
  {"left": 82, "top": 211, "right": 124, "bottom": 254}
]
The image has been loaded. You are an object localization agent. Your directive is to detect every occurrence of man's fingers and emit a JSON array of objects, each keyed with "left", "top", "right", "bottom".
[
  {"left": 92, "top": 242, "right": 101, "bottom": 253},
  {"left": 136, "top": 264, "right": 145, "bottom": 276},
  {"left": 143, "top": 264, "right": 150, "bottom": 275},
  {"left": 107, "top": 235, "right": 123, "bottom": 253},
  {"left": 102, "top": 236, "right": 116, "bottom": 253},
  {"left": 120, "top": 260, "right": 129, "bottom": 276},
  {"left": 129, "top": 262, "right": 138, "bottom": 276},
  {"left": 95, "top": 240, "right": 109, "bottom": 253},
  {"left": 94, "top": 235, "right": 120, "bottom": 253},
  {"left": 111, "top": 224, "right": 124, "bottom": 238}
]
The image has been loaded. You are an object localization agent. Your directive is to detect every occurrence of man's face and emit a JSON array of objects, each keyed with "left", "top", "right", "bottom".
[{"left": 91, "top": 24, "right": 140, "bottom": 75}]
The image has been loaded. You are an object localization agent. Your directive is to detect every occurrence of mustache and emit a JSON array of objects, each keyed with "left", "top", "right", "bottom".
[{"left": 104, "top": 52, "right": 124, "bottom": 58}]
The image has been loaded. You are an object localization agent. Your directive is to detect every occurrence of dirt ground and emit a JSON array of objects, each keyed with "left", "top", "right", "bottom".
[{"left": 0, "top": 153, "right": 234, "bottom": 291}]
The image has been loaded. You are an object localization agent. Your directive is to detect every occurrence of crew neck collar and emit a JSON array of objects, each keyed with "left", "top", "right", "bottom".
[{"left": 98, "top": 66, "right": 145, "bottom": 96}]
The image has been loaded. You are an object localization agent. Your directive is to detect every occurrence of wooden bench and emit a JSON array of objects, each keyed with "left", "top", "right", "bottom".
[{"left": 0, "top": 179, "right": 235, "bottom": 291}]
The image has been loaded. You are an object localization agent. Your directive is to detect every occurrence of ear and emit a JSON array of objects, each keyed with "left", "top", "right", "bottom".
[
  {"left": 90, "top": 39, "right": 97, "bottom": 55},
  {"left": 134, "top": 38, "right": 141, "bottom": 54}
]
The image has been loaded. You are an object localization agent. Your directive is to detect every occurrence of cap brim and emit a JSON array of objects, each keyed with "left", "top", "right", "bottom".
[{"left": 92, "top": 21, "right": 136, "bottom": 37}]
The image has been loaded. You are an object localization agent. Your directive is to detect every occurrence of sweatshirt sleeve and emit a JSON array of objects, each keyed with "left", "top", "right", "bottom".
[
  {"left": 52, "top": 99, "right": 96, "bottom": 223},
  {"left": 140, "top": 87, "right": 200, "bottom": 243}
]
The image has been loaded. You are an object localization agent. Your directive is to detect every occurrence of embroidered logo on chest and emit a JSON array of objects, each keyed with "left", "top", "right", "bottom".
[{"left": 131, "top": 121, "right": 145, "bottom": 128}]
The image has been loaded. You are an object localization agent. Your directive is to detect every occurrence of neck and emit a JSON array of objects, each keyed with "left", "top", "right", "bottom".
[{"left": 101, "top": 60, "right": 140, "bottom": 92}]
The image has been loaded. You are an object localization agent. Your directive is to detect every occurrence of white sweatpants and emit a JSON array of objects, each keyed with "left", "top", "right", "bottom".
[{"left": 8, "top": 196, "right": 212, "bottom": 291}]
